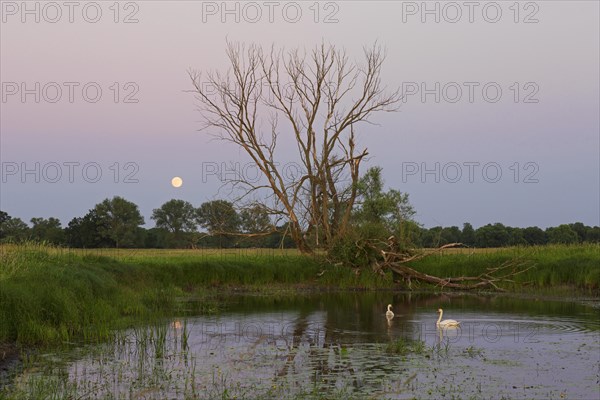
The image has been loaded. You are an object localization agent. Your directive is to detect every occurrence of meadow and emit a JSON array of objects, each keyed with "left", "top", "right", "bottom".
[{"left": 0, "top": 243, "right": 598, "bottom": 347}]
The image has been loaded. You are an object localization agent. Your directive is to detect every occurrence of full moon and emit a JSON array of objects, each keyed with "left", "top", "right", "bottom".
[{"left": 171, "top": 176, "right": 183, "bottom": 188}]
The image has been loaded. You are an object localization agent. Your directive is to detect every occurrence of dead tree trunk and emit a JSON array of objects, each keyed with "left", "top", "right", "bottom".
[{"left": 372, "top": 241, "right": 533, "bottom": 291}]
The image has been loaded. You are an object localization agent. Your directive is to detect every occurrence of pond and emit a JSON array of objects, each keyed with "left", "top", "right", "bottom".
[{"left": 4, "top": 292, "right": 600, "bottom": 399}]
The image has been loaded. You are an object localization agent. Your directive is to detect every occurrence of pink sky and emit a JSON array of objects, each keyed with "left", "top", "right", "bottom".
[{"left": 1, "top": 1, "right": 598, "bottom": 228}]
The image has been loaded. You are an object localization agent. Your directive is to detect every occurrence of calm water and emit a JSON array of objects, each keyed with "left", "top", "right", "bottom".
[{"left": 5, "top": 292, "right": 600, "bottom": 399}]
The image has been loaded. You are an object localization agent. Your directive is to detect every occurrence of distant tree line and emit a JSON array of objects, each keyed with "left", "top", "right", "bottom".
[
  {"left": 0, "top": 197, "right": 294, "bottom": 249},
  {"left": 1, "top": 197, "right": 598, "bottom": 249},
  {"left": 416, "top": 222, "right": 599, "bottom": 248}
]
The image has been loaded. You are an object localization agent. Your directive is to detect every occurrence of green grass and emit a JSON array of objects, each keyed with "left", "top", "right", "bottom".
[
  {"left": 385, "top": 337, "right": 427, "bottom": 356},
  {"left": 0, "top": 244, "right": 326, "bottom": 347},
  {"left": 410, "top": 244, "right": 599, "bottom": 293},
  {"left": 0, "top": 243, "right": 598, "bottom": 348}
]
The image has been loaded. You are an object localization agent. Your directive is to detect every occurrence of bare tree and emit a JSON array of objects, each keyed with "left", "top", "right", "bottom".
[{"left": 189, "top": 41, "right": 400, "bottom": 254}]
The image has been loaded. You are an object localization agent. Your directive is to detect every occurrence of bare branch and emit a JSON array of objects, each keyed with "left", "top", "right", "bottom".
[{"left": 189, "top": 41, "right": 400, "bottom": 253}]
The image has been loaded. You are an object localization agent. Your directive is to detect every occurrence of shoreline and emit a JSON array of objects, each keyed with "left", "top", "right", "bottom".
[
  {"left": 0, "top": 285, "right": 598, "bottom": 386},
  {"left": 0, "top": 243, "right": 597, "bottom": 373}
]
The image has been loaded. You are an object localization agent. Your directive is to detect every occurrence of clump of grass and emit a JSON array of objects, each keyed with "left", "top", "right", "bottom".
[
  {"left": 385, "top": 337, "right": 427, "bottom": 356},
  {"left": 430, "top": 340, "right": 451, "bottom": 357},
  {"left": 463, "top": 345, "right": 484, "bottom": 358}
]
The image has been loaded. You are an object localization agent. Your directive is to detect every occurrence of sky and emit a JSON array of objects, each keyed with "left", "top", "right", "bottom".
[{"left": 1, "top": 0, "right": 599, "bottom": 229}]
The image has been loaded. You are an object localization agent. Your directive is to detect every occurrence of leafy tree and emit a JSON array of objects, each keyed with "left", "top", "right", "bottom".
[
  {"left": 152, "top": 199, "right": 198, "bottom": 248},
  {"left": 196, "top": 200, "right": 240, "bottom": 234},
  {"left": 329, "top": 167, "right": 417, "bottom": 266},
  {"left": 238, "top": 204, "right": 273, "bottom": 247},
  {"left": 522, "top": 226, "right": 546, "bottom": 245},
  {"left": 569, "top": 222, "right": 587, "bottom": 243},
  {"left": 93, "top": 196, "right": 145, "bottom": 248},
  {"left": 65, "top": 209, "right": 109, "bottom": 248},
  {"left": 585, "top": 226, "right": 600, "bottom": 243},
  {"left": 475, "top": 223, "right": 510, "bottom": 247},
  {"left": 354, "top": 166, "right": 417, "bottom": 251},
  {"left": 240, "top": 204, "right": 272, "bottom": 234},
  {"left": 152, "top": 199, "right": 197, "bottom": 233},
  {"left": 196, "top": 200, "right": 240, "bottom": 248},
  {"left": 65, "top": 217, "right": 89, "bottom": 247},
  {"left": 0, "top": 211, "right": 9, "bottom": 226},
  {"left": 354, "top": 167, "right": 415, "bottom": 230},
  {"left": 506, "top": 227, "right": 527, "bottom": 246},
  {"left": 420, "top": 226, "right": 442, "bottom": 248},
  {"left": 462, "top": 223, "right": 476, "bottom": 246},
  {"left": 263, "top": 227, "right": 296, "bottom": 248},
  {"left": 0, "top": 211, "right": 12, "bottom": 241},
  {"left": 0, "top": 212, "right": 29, "bottom": 243},
  {"left": 420, "top": 226, "right": 462, "bottom": 247},
  {"left": 440, "top": 226, "right": 462, "bottom": 245},
  {"left": 30, "top": 217, "right": 65, "bottom": 245},
  {"left": 546, "top": 224, "right": 579, "bottom": 244},
  {"left": 397, "top": 220, "right": 423, "bottom": 247},
  {"left": 144, "top": 227, "right": 169, "bottom": 248},
  {"left": 132, "top": 227, "right": 148, "bottom": 249}
]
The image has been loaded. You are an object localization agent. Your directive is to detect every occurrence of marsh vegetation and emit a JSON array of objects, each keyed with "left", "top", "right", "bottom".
[
  {"left": 1, "top": 291, "right": 598, "bottom": 399},
  {"left": 0, "top": 243, "right": 598, "bottom": 398}
]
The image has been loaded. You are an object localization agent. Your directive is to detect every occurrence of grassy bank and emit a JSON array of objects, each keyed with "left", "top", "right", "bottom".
[
  {"left": 411, "top": 244, "right": 599, "bottom": 293},
  {"left": 0, "top": 244, "right": 332, "bottom": 347},
  {"left": 0, "top": 243, "right": 598, "bottom": 347}
]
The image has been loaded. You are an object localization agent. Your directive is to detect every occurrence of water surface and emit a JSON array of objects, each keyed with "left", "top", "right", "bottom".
[{"left": 5, "top": 292, "right": 600, "bottom": 399}]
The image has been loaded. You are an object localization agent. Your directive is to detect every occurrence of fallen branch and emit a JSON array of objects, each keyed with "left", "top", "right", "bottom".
[
  {"left": 387, "top": 258, "right": 534, "bottom": 291},
  {"left": 368, "top": 239, "right": 534, "bottom": 291}
]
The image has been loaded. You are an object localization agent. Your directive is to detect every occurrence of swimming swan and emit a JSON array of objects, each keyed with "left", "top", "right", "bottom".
[
  {"left": 386, "top": 304, "right": 394, "bottom": 318},
  {"left": 436, "top": 308, "right": 460, "bottom": 327}
]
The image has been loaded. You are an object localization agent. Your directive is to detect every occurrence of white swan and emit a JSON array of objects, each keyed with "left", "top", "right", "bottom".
[
  {"left": 386, "top": 304, "right": 394, "bottom": 318},
  {"left": 436, "top": 308, "right": 460, "bottom": 327}
]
